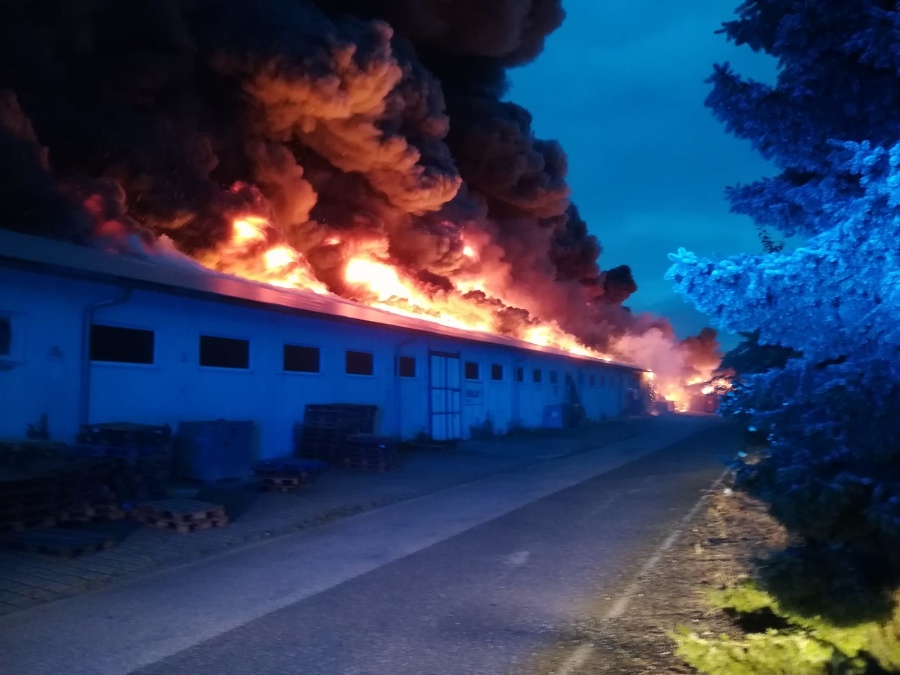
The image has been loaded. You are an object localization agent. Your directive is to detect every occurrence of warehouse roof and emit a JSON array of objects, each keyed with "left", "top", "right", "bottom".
[{"left": 0, "top": 229, "right": 643, "bottom": 371}]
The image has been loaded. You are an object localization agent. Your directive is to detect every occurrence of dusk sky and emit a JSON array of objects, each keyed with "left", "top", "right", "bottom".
[{"left": 510, "top": 0, "right": 778, "bottom": 348}]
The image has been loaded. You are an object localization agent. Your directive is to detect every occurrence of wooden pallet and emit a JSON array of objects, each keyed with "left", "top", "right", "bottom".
[
  {"left": 260, "top": 484, "right": 302, "bottom": 494},
  {"left": 136, "top": 514, "right": 230, "bottom": 534},
  {"left": 133, "top": 498, "right": 227, "bottom": 523},
  {"left": 254, "top": 458, "right": 327, "bottom": 475},
  {"left": 343, "top": 435, "right": 400, "bottom": 472},
  {"left": 259, "top": 475, "right": 307, "bottom": 487},
  {"left": 65, "top": 444, "right": 165, "bottom": 462},
  {"left": 343, "top": 459, "right": 397, "bottom": 472},
  {"left": 1, "top": 527, "right": 116, "bottom": 558},
  {"left": 258, "top": 475, "right": 308, "bottom": 492},
  {"left": 59, "top": 502, "right": 128, "bottom": 523},
  {"left": 0, "top": 514, "right": 57, "bottom": 534}
]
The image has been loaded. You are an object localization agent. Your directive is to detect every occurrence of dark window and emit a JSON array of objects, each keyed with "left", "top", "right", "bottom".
[
  {"left": 516, "top": 367, "right": 524, "bottom": 382},
  {"left": 90, "top": 324, "right": 154, "bottom": 364},
  {"left": 589, "top": 374, "right": 596, "bottom": 386},
  {"left": 491, "top": 364, "right": 503, "bottom": 381},
  {"left": 464, "top": 361, "right": 480, "bottom": 380},
  {"left": 600, "top": 375, "right": 606, "bottom": 386},
  {"left": 549, "top": 370, "right": 558, "bottom": 384},
  {"left": 0, "top": 317, "right": 9, "bottom": 356},
  {"left": 533, "top": 368, "right": 542, "bottom": 383},
  {"left": 397, "top": 355, "right": 416, "bottom": 378},
  {"left": 283, "top": 345, "right": 320, "bottom": 373},
  {"left": 200, "top": 335, "right": 249, "bottom": 369},
  {"left": 346, "top": 350, "right": 374, "bottom": 375}
]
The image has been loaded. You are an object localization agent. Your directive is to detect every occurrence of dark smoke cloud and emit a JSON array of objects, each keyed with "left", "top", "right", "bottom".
[
  {"left": 321, "top": 0, "right": 565, "bottom": 65},
  {"left": 679, "top": 327, "right": 723, "bottom": 380},
  {"left": 0, "top": 91, "right": 88, "bottom": 241},
  {"left": 448, "top": 98, "right": 570, "bottom": 219},
  {"left": 0, "top": 0, "right": 714, "bottom": 359}
]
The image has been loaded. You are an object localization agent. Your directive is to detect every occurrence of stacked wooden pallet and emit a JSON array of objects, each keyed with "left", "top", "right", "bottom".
[
  {"left": 0, "top": 444, "right": 121, "bottom": 532},
  {"left": 253, "top": 458, "right": 327, "bottom": 493},
  {"left": 0, "top": 440, "right": 67, "bottom": 468},
  {"left": 295, "top": 404, "right": 378, "bottom": 461},
  {"left": 132, "top": 498, "right": 229, "bottom": 534},
  {"left": 2, "top": 527, "right": 116, "bottom": 559},
  {"left": 67, "top": 423, "right": 173, "bottom": 502},
  {"left": 50, "top": 457, "right": 117, "bottom": 512},
  {"left": 343, "top": 434, "right": 401, "bottom": 472},
  {"left": 0, "top": 478, "right": 58, "bottom": 533},
  {"left": 58, "top": 501, "right": 128, "bottom": 524}
]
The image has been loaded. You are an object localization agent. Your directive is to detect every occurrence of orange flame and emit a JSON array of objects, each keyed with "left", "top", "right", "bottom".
[
  {"left": 656, "top": 374, "right": 732, "bottom": 413},
  {"left": 342, "top": 252, "right": 607, "bottom": 356},
  {"left": 232, "top": 216, "right": 268, "bottom": 243},
  {"left": 190, "top": 217, "right": 676, "bottom": 377},
  {"left": 194, "top": 216, "right": 328, "bottom": 294}
]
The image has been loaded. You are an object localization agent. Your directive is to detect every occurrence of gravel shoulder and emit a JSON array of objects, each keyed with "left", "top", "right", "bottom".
[{"left": 529, "top": 472, "right": 786, "bottom": 674}]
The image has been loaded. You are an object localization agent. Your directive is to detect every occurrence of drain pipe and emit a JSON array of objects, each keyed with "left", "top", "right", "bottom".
[
  {"left": 393, "top": 335, "right": 419, "bottom": 438},
  {"left": 79, "top": 286, "right": 133, "bottom": 427},
  {"left": 512, "top": 356, "right": 526, "bottom": 429}
]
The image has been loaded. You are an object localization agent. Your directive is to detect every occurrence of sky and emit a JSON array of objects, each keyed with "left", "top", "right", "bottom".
[{"left": 509, "top": 0, "right": 778, "bottom": 349}]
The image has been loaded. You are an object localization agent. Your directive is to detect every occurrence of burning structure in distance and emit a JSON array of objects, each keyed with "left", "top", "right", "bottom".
[{"left": 0, "top": 0, "right": 722, "bottom": 404}]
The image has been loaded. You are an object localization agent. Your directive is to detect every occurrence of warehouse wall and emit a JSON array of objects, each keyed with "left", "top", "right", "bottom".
[{"left": 0, "top": 266, "right": 644, "bottom": 459}]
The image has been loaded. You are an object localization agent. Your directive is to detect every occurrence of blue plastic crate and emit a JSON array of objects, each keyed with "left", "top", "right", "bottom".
[{"left": 175, "top": 420, "right": 255, "bottom": 483}]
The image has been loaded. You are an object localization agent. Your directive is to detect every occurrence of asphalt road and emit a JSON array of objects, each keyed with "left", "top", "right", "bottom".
[{"left": 0, "top": 417, "right": 733, "bottom": 675}]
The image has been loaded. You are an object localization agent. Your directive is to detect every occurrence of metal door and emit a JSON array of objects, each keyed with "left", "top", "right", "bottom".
[{"left": 429, "top": 351, "right": 461, "bottom": 441}]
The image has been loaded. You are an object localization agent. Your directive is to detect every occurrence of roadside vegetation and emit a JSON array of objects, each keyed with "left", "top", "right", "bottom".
[{"left": 665, "top": 1, "right": 900, "bottom": 672}]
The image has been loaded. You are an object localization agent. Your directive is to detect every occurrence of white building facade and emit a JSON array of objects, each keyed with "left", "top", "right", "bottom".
[{"left": 0, "top": 231, "right": 647, "bottom": 459}]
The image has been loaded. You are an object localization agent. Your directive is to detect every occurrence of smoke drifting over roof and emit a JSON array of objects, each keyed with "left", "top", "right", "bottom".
[{"left": 0, "top": 0, "right": 718, "bottom": 375}]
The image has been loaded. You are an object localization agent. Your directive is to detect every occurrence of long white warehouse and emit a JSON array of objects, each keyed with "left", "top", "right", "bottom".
[{"left": 0, "top": 230, "right": 648, "bottom": 459}]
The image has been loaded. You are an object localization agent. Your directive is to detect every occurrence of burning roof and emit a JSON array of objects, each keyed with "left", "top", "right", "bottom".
[{"left": 0, "top": 229, "right": 641, "bottom": 369}]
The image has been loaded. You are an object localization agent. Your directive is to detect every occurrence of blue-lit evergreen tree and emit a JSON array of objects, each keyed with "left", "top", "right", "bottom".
[{"left": 668, "top": 0, "right": 900, "bottom": 589}]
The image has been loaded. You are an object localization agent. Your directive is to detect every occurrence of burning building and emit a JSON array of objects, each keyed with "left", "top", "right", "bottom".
[
  {"left": 0, "top": 229, "right": 648, "bottom": 457},
  {"left": 0, "top": 1, "right": 721, "bottom": 452}
]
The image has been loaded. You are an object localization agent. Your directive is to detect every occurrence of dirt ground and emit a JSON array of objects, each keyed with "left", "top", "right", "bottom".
[{"left": 533, "top": 477, "right": 787, "bottom": 674}]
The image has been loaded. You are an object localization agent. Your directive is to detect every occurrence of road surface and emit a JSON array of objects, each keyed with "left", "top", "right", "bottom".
[{"left": 0, "top": 417, "right": 734, "bottom": 675}]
